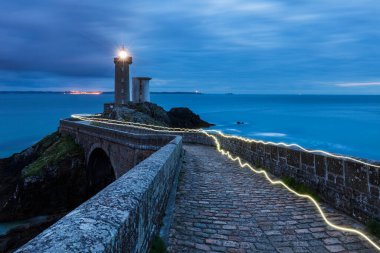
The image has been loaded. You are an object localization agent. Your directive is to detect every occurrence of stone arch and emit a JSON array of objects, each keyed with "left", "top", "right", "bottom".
[
  {"left": 87, "top": 147, "right": 116, "bottom": 196},
  {"left": 87, "top": 143, "right": 118, "bottom": 174}
]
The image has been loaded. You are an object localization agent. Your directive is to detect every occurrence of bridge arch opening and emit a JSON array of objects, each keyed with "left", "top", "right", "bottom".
[{"left": 87, "top": 148, "right": 116, "bottom": 196}]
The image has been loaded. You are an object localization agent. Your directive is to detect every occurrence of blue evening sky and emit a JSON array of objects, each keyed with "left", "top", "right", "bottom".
[{"left": 0, "top": 0, "right": 379, "bottom": 94}]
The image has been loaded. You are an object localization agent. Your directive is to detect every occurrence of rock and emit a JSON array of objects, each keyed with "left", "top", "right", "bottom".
[
  {"left": 168, "top": 107, "right": 214, "bottom": 128},
  {"left": 0, "top": 133, "right": 96, "bottom": 251},
  {"left": 0, "top": 132, "right": 88, "bottom": 222},
  {"left": 0, "top": 131, "right": 120, "bottom": 251},
  {"left": 102, "top": 102, "right": 214, "bottom": 129},
  {"left": 0, "top": 214, "right": 63, "bottom": 253}
]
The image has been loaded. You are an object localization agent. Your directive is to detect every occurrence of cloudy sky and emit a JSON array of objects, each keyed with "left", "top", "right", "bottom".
[{"left": 0, "top": 0, "right": 379, "bottom": 94}]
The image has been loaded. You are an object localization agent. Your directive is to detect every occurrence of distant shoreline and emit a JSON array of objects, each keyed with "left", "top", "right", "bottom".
[
  {"left": 2, "top": 91, "right": 380, "bottom": 96},
  {"left": 0, "top": 91, "right": 203, "bottom": 95}
]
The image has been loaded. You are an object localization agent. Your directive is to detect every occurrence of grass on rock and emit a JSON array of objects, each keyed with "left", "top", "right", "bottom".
[
  {"left": 367, "top": 219, "right": 380, "bottom": 239},
  {"left": 22, "top": 134, "right": 83, "bottom": 178},
  {"left": 150, "top": 236, "right": 167, "bottom": 253},
  {"left": 282, "top": 176, "right": 320, "bottom": 202}
]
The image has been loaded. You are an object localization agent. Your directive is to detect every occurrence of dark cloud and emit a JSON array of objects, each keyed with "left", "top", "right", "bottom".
[{"left": 0, "top": 0, "right": 379, "bottom": 93}]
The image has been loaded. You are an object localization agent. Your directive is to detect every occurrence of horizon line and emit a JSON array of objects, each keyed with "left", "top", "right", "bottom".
[{"left": 1, "top": 90, "right": 380, "bottom": 95}]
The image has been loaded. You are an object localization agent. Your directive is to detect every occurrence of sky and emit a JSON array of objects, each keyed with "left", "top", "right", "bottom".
[{"left": 0, "top": 0, "right": 379, "bottom": 94}]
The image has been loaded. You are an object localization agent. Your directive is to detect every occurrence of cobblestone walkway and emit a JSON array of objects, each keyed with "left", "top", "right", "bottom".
[{"left": 168, "top": 145, "right": 378, "bottom": 253}]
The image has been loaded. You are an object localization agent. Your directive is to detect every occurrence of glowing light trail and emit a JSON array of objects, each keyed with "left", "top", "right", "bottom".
[
  {"left": 70, "top": 113, "right": 380, "bottom": 251},
  {"left": 202, "top": 131, "right": 380, "bottom": 251},
  {"left": 73, "top": 114, "right": 380, "bottom": 169}
]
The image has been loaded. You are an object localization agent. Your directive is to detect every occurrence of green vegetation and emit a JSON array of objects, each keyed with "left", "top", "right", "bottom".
[
  {"left": 150, "top": 236, "right": 167, "bottom": 253},
  {"left": 22, "top": 134, "right": 83, "bottom": 178},
  {"left": 367, "top": 219, "right": 380, "bottom": 239},
  {"left": 282, "top": 176, "right": 320, "bottom": 202}
]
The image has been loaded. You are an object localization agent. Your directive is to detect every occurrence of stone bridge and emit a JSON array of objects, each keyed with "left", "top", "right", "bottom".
[
  {"left": 16, "top": 118, "right": 380, "bottom": 252},
  {"left": 59, "top": 119, "right": 174, "bottom": 179}
]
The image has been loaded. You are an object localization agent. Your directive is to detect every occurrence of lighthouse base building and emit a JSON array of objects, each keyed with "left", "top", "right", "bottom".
[{"left": 132, "top": 77, "right": 151, "bottom": 103}]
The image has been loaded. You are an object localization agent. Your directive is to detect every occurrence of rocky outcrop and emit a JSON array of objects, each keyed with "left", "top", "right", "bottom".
[
  {"left": 103, "top": 102, "right": 214, "bottom": 129},
  {"left": 0, "top": 132, "right": 87, "bottom": 222},
  {"left": 0, "top": 132, "right": 89, "bottom": 252},
  {"left": 0, "top": 214, "right": 62, "bottom": 253},
  {"left": 168, "top": 107, "right": 213, "bottom": 128}
]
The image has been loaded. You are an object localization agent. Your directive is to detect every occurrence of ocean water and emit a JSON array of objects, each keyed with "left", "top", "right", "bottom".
[{"left": 0, "top": 93, "right": 379, "bottom": 161}]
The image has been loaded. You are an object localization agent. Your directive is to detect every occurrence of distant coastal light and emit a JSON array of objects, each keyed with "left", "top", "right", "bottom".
[{"left": 64, "top": 91, "right": 103, "bottom": 95}]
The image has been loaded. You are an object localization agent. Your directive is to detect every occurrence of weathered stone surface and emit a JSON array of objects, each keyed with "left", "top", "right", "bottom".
[
  {"left": 16, "top": 118, "right": 377, "bottom": 252},
  {"left": 345, "top": 161, "right": 368, "bottom": 194},
  {"left": 168, "top": 145, "right": 378, "bottom": 253},
  {"left": 301, "top": 151, "right": 314, "bottom": 167},
  {"left": 16, "top": 136, "right": 183, "bottom": 253},
  {"left": 369, "top": 166, "right": 380, "bottom": 185},
  {"left": 315, "top": 155, "right": 326, "bottom": 178},
  {"left": 59, "top": 119, "right": 174, "bottom": 178},
  {"left": 96, "top": 121, "right": 380, "bottom": 223},
  {"left": 286, "top": 149, "right": 301, "bottom": 168},
  {"left": 326, "top": 158, "right": 343, "bottom": 176}
]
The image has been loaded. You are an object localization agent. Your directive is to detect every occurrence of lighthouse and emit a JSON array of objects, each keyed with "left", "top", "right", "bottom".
[{"left": 114, "top": 47, "right": 132, "bottom": 106}]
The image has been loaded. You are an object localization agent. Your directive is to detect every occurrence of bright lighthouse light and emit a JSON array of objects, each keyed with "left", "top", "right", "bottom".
[{"left": 118, "top": 49, "right": 129, "bottom": 59}]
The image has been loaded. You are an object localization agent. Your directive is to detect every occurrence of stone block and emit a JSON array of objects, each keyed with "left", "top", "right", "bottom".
[
  {"left": 257, "top": 143, "right": 265, "bottom": 155},
  {"left": 315, "top": 155, "right": 326, "bottom": 178},
  {"left": 278, "top": 147, "right": 287, "bottom": 158},
  {"left": 250, "top": 142, "right": 257, "bottom": 152},
  {"left": 269, "top": 145, "right": 278, "bottom": 161},
  {"left": 286, "top": 149, "right": 300, "bottom": 168},
  {"left": 336, "top": 176, "right": 344, "bottom": 186},
  {"left": 301, "top": 151, "right": 314, "bottom": 167},
  {"left": 370, "top": 186, "right": 379, "bottom": 198},
  {"left": 368, "top": 166, "right": 380, "bottom": 186},
  {"left": 326, "top": 157, "right": 343, "bottom": 176},
  {"left": 327, "top": 174, "right": 335, "bottom": 183},
  {"left": 345, "top": 161, "right": 368, "bottom": 194}
]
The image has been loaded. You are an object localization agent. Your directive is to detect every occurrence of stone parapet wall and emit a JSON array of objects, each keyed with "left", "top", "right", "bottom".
[
  {"left": 16, "top": 136, "right": 183, "bottom": 253},
  {"left": 60, "top": 119, "right": 174, "bottom": 149},
  {"left": 89, "top": 121, "right": 215, "bottom": 146},
  {"left": 20, "top": 118, "right": 379, "bottom": 252},
  {"left": 216, "top": 135, "right": 380, "bottom": 222},
  {"left": 87, "top": 121, "right": 380, "bottom": 222},
  {"left": 59, "top": 120, "right": 177, "bottom": 178}
]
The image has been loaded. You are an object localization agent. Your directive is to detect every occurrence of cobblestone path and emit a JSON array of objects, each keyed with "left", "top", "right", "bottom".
[{"left": 167, "top": 145, "right": 378, "bottom": 253}]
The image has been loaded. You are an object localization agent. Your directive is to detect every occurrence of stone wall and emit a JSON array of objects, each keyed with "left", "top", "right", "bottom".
[
  {"left": 60, "top": 119, "right": 175, "bottom": 178},
  {"left": 215, "top": 135, "right": 380, "bottom": 222},
  {"left": 16, "top": 136, "right": 183, "bottom": 253},
  {"left": 18, "top": 118, "right": 380, "bottom": 252},
  {"left": 85, "top": 121, "right": 380, "bottom": 222},
  {"left": 89, "top": 121, "right": 214, "bottom": 146}
]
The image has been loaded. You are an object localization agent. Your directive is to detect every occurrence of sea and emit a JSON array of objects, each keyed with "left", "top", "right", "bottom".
[{"left": 0, "top": 93, "right": 380, "bottom": 161}]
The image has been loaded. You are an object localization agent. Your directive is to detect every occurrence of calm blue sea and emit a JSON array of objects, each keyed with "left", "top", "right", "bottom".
[{"left": 0, "top": 93, "right": 379, "bottom": 161}]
